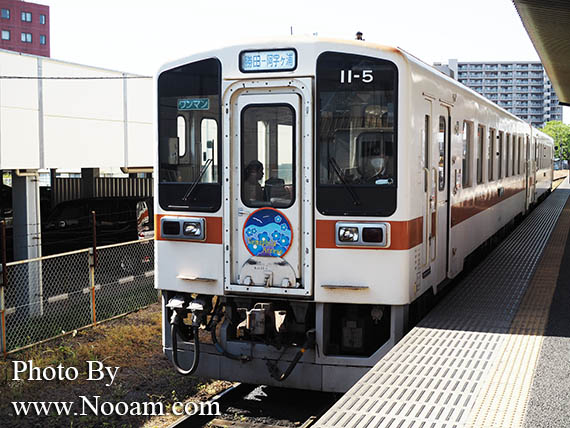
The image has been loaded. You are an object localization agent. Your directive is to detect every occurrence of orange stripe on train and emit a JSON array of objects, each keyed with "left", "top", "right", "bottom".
[{"left": 316, "top": 218, "right": 423, "bottom": 250}]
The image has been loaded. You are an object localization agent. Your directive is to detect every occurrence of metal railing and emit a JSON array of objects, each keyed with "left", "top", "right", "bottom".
[{"left": 0, "top": 238, "right": 156, "bottom": 356}]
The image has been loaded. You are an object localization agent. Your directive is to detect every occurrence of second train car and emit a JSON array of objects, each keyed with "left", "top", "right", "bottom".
[{"left": 155, "top": 37, "right": 554, "bottom": 392}]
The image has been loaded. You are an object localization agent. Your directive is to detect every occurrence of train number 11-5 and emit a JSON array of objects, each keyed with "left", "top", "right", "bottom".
[{"left": 340, "top": 69, "right": 373, "bottom": 83}]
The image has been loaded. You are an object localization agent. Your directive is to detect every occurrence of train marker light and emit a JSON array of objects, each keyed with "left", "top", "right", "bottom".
[{"left": 362, "top": 227, "right": 384, "bottom": 243}]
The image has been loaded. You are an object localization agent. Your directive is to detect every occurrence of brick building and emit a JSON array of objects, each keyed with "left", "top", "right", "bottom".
[{"left": 0, "top": 0, "right": 49, "bottom": 57}]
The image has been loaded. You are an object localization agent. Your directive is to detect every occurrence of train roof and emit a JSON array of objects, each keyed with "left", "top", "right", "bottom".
[{"left": 158, "top": 37, "right": 552, "bottom": 142}]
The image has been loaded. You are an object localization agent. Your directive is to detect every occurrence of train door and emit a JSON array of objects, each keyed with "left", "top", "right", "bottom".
[
  {"left": 526, "top": 136, "right": 537, "bottom": 208},
  {"left": 525, "top": 136, "right": 532, "bottom": 210},
  {"left": 421, "top": 99, "right": 435, "bottom": 279},
  {"left": 228, "top": 92, "right": 304, "bottom": 294},
  {"left": 433, "top": 105, "right": 451, "bottom": 285}
]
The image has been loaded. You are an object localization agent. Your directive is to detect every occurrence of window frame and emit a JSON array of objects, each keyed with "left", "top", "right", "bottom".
[
  {"left": 21, "top": 32, "right": 32, "bottom": 43},
  {"left": 462, "top": 121, "right": 473, "bottom": 188},
  {"left": 498, "top": 131, "right": 504, "bottom": 179},
  {"left": 517, "top": 135, "right": 524, "bottom": 175},
  {"left": 505, "top": 133, "right": 511, "bottom": 177},
  {"left": 240, "top": 103, "right": 296, "bottom": 209},
  {"left": 488, "top": 128, "right": 496, "bottom": 182},
  {"left": 438, "top": 115, "right": 446, "bottom": 191},
  {"left": 476, "top": 124, "right": 485, "bottom": 184},
  {"left": 40, "top": 14, "right": 46, "bottom": 24},
  {"left": 1, "top": 29, "right": 9, "bottom": 41},
  {"left": 424, "top": 114, "right": 430, "bottom": 192},
  {"left": 1, "top": 8, "right": 9, "bottom": 19},
  {"left": 512, "top": 133, "right": 517, "bottom": 175},
  {"left": 21, "top": 11, "right": 31, "bottom": 22},
  {"left": 40, "top": 34, "right": 46, "bottom": 45}
]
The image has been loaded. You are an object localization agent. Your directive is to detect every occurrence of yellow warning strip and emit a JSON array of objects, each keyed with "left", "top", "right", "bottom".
[{"left": 466, "top": 196, "right": 570, "bottom": 428}]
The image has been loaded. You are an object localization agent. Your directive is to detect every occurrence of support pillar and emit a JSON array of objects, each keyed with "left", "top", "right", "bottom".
[
  {"left": 49, "top": 168, "right": 57, "bottom": 209},
  {"left": 12, "top": 172, "right": 41, "bottom": 261},
  {"left": 81, "top": 168, "right": 100, "bottom": 199},
  {"left": 12, "top": 171, "right": 43, "bottom": 317}
]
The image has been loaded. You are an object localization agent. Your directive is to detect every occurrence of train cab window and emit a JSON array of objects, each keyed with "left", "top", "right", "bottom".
[
  {"left": 241, "top": 105, "right": 294, "bottom": 208},
  {"left": 488, "top": 128, "right": 495, "bottom": 181},
  {"left": 316, "top": 52, "right": 398, "bottom": 216},
  {"left": 476, "top": 125, "right": 484, "bottom": 184},
  {"left": 157, "top": 58, "right": 221, "bottom": 212},
  {"left": 505, "top": 133, "right": 511, "bottom": 177},
  {"left": 462, "top": 121, "right": 472, "bottom": 188},
  {"left": 438, "top": 116, "right": 446, "bottom": 191}
]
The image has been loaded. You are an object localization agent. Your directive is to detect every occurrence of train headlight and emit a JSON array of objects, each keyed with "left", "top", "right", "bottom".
[
  {"left": 183, "top": 221, "right": 203, "bottom": 238},
  {"left": 338, "top": 226, "right": 359, "bottom": 242},
  {"left": 335, "top": 222, "right": 388, "bottom": 247},
  {"left": 160, "top": 217, "right": 206, "bottom": 240}
]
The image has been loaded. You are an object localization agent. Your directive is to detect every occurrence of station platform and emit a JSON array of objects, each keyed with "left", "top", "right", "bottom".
[{"left": 315, "top": 181, "right": 570, "bottom": 428}]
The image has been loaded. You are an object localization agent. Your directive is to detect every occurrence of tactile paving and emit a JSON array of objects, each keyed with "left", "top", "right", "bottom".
[{"left": 315, "top": 190, "right": 570, "bottom": 428}]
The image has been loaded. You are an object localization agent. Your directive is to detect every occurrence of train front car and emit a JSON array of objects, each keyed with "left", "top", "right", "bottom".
[{"left": 155, "top": 39, "right": 419, "bottom": 392}]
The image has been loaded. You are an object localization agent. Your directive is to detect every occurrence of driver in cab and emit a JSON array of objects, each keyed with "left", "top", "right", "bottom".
[{"left": 244, "top": 160, "right": 264, "bottom": 204}]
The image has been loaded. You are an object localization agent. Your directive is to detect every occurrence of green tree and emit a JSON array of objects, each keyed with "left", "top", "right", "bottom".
[{"left": 542, "top": 121, "right": 570, "bottom": 160}]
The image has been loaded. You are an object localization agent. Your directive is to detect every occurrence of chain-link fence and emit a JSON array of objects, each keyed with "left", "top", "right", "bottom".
[{"left": 0, "top": 238, "right": 157, "bottom": 355}]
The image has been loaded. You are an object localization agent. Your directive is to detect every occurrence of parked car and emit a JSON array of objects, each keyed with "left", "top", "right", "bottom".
[{"left": 42, "top": 197, "right": 154, "bottom": 256}]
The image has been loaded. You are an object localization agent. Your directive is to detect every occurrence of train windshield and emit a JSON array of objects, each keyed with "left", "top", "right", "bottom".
[
  {"left": 316, "top": 52, "right": 398, "bottom": 216},
  {"left": 157, "top": 58, "right": 222, "bottom": 212}
]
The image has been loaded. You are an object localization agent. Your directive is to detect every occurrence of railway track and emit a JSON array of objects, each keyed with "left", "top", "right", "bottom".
[{"left": 167, "top": 383, "right": 338, "bottom": 428}]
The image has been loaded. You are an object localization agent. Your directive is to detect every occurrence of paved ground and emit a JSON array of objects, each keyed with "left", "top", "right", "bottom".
[
  {"left": 524, "top": 180, "right": 570, "bottom": 428},
  {"left": 315, "top": 183, "right": 570, "bottom": 428}
]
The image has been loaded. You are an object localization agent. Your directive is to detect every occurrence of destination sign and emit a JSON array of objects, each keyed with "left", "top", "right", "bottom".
[{"left": 240, "top": 49, "right": 296, "bottom": 72}]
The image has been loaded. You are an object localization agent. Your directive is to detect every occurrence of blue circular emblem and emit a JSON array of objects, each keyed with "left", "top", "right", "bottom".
[{"left": 243, "top": 208, "right": 292, "bottom": 257}]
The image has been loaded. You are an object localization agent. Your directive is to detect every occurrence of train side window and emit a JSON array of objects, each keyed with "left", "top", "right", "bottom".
[
  {"left": 424, "top": 115, "right": 430, "bottom": 191},
  {"left": 498, "top": 131, "right": 504, "bottom": 179},
  {"left": 517, "top": 137, "right": 523, "bottom": 175},
  {"left": 476, "top": 125, "right": 484, "bottom": 184},
  {"left": 488, "top": 128, "right": 495, "bottom": 181},
  {"left": 505, "top": 133, "right": 511, "bottom": 177},
  {"left": 512, "top": 134, "right": 517, "bottom": 175},
  {"left": 462, "top": 121, "right": 472, "bottom": 188},
  {"left": 438, "top": 116, "right": 446, "bottom": 191},
  {"left": 525, "top": 135, "right": 530, "bottom": 173}
]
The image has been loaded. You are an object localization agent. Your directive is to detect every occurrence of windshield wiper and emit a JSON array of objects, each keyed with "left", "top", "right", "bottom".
[
  {"left": 328, "top": 157, "right": 360, "bottom": 206},
  {"left": 182, "top": 158, "right": 213, "bottom": 201}
]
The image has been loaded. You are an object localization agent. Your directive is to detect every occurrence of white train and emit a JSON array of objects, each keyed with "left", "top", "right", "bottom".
[{"left": 155, "top": 38, "right": 554, "bottom": 392}]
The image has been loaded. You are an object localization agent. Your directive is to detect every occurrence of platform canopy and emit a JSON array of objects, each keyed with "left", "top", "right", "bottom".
[{"left": 513, "top": 0, "right": 570, "bottom": 106}]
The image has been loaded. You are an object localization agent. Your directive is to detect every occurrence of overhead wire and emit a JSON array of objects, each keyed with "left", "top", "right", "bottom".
[{"left": 0, "top": 75, "right": 152, "bottom": 80}]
